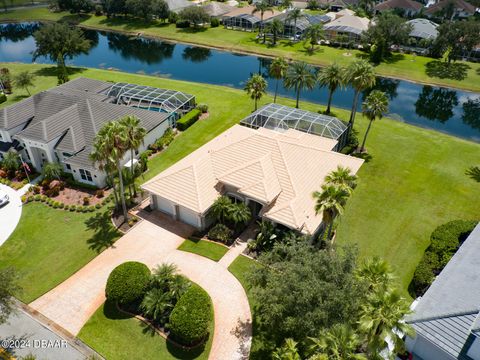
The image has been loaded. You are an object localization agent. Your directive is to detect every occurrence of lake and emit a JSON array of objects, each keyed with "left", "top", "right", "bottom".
[{"left": 0, "top": 22, "right": 479, "bottom": 142}]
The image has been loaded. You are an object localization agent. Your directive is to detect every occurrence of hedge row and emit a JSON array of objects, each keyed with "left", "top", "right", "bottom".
[
  {"left": 106, "top": 262, "right": 151, "bottom": 305},
  {"left": 169, "top": 284, "right": 212, "bottom": 346},
  {"left": 177, "top": 109, "right": 201, "bottom": 131},
  {"left": 410, "top": 220, "right": 478, "bottom": 297},
  {"left": 0, "top": 177, "right": 27, "bottom": 190},
  {"left": 23, "top": 193, "right": 111, "bottom": 212}
]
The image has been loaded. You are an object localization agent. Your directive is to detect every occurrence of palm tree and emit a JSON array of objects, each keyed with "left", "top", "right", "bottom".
[
  {"left": 356, "top": 257, "right": 394, "bottom": 292},
  {"left": 317, "top": 63, "right": 344, "bottom": 114},
  {"left": 141, "top": 287, "right": 174, "bottom": 323},
  {"left": 324, "top": 166, "right": 357, "bottom": 194},
  {"left": 308, "top": 323, "right": 366, "bottom": 360},
  {"left": 209, "top": 196, "right": 233, "bottom": 224},
  {"left": 269, "top": 57, "right": 289, "bottom": 103},
  {"left": 304, "top": 24, "right": 324, "bottom": 52},
  {"left": 287, "top": 8, "right": 303, "bottom": 40},
  {"left": 244, "top": 74, "right": 267, "bottom": 111},
  {"left": 280, "top": 0, "right": 292, "bottom": 10},
  {"left": 119, "top": 115, "right": 146, "bottom": 197},
  {"left": 268, "top": 19, "right": 284, "bottom": 46},
  {"left": 466, "top": 166, "right": 480, "bottom": 183},
  {"left": 151, "top": 263, "right": 178, "bottom": 290},
  {"left": 1, "top": 149, "right": 20, "bottom": 172},
  {"left": 272, "top": 338, "right": 301, "bottom": 360},
  {"left": 345, "top": 60, "right": 376, "bottom": 128},
  {"left": 313, "top": 184, "right": 349, "bottom": 240},
  {"left": 42, "top": 162, "right": 63, "bottom": 181},
  {"left": 284, "top": 61, "right": 316, "bottom": 108},
  {"left": 359, "top": 288, "right": 415, "bottom": 358},
  {"left": 227, "top": 202, "right": 252, "bottom": 227},
  {"left": 252, "top": 0, "right": 273, "bottom": 32},
  {"left": 13, "top": 71, "right": 35, "bottom": 96},
  {"left": 360, "top": 90, "right": 388, "bottom": 152}
]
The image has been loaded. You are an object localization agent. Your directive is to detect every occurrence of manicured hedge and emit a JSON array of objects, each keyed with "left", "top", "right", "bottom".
[
  {"left": 0, "top": 92, "right": 6, "bottom": 104},
  {"left": 169, "top": 284, "right": 212, "bottom": 346},
  {"left": 177, "top": 109, "right": 201, "bottom": 131},
  {"left": 410, "top": 220, "right": 477, "bottom": 297},
  {"left": 105, "top": 262, "right": 151, "bottom": 305}
]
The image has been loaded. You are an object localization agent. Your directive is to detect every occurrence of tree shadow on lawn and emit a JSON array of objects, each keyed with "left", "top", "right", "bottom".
[
  {"left": 33, "top": 66, "right": 86, "bottom": 78},
  {"left": 178, "top": 27, "right": 208, "bottom": 34},
  {"left": 85, "top": 211, "right": 119, "bottom": 253},
  {"left": 58, "top": 13, "right": 92, "bottom": 25},
  {"left": 103, "top": 300, "right": 133, "bottom": 320},
  {"left": 165, "top": 334, "right": 208, "bottom": 360},
  {"left": 425, "top": 60, "right": 470, "bottom": 81},
  {"left": 99, "top": 16, "right": 159, "bottom": 30}
]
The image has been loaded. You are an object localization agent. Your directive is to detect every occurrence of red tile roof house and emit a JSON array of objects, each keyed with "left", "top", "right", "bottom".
[
  {"left": 425, "top": 0, "right": 477, "bottom": 19},
  {"left": 374, "top": 0, "right": 424, "bottom": 17}
]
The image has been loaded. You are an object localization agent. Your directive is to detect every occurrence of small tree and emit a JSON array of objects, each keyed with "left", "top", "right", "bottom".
[
  {"left": 244, "top": 73, "right": 267, "bottom": 111},
  {"left": 209, "top": 196, "right": 233, "bottom": 224},
  {"left": 13, "top": 71, "right": 35, "bottom": 96},
  {"left": 324, "top": 166, "right": 357, "bottom": 194},
  {"left": 313, "top": 184, "right": 349, "bottom": 240},
  {"left": 304, "top": 24, "right": 324, "bottom": 53},
  {"left": 359, "top": 90, "right": 389, "bottom": 152},
  {"left": 178, "top": 6, "right": 210, "bottom": 27},
  {"left": 0, "top": 68, "right": 12, "bottom": 94},
  {"left": 284, "top": 61, "right": 316, "bottom": 108},
  {"left": 267, "top": 19, "right": 284, "bottom": 46},
  {"left": 153, "top": 0, "right": 169, "bottom": 22},
  {"left": 252, "top": 0, "right": 274, "bottom": 31},
  {"left": 1, "top": 149, "right": 20, "bottom": 172},
  {"left": 286, "top": 8, "right": 303, "bottom": 39},
  {"left": 42, "top": 162, "right": 63, "bottom": 181},
  {"left": 227, "top": 202, "right": 251, "bottom": 228}
]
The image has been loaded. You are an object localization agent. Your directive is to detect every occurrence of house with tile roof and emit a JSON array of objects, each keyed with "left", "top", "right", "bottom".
[
  {"left": 323, "top": 10, "right": 371, "bottom": 43},
  {"left": 142, "top": 115, "right": 363, "bottom": 235},
  {"left": 0, "top": 77, "right": 195, "bottom": 187},
  {"left": 425, "top": 0, "right": 477, "bottom": 18},
  {"left": 406, "top": 222, "right": 480, "bottom": 360},
  {"left": 374, "top": 0, "right": 423, "bottom": 17}
]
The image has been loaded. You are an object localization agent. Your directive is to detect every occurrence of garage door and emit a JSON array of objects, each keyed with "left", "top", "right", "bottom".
[
  {"left": 155, "top": 196, "right": 174, "bottom": 216},
  {"left": 178, "top": 206, "right": 199, "bottom": 228}
]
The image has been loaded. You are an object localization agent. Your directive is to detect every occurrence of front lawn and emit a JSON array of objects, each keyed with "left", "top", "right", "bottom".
[
  {"left": 0, "top": 203, "right": 120, "bottom": 303},
  {"left": 177, "top": 238, "right": 229, "bottom": 262},
  {"left": 78, "top": 300, "right": 213, "bottom": 360}
]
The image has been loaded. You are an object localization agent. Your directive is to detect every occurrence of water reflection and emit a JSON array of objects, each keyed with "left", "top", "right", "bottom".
[
  {"left": 365, "top": 78, "right": 400, "bottom": 101},
  {"left": 0, "top": 22, "right": 38, "bottom": 42},
  {"left": 182, "top": 46, "right": 211, "bottom": 63},
  {"left": 462, "top": 98, "right": 480, "bottom": 130},
  {"left": 415, "top": 86, "right": 459, "bottom": 123}
]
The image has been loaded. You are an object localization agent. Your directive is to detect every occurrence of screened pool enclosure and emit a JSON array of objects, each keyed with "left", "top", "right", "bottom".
[
  {"left": 240, "top": 103, "right": 350, "bottom": 150},
  {"left": 105, "top": 83, "right": 195, "bottom": 118}
]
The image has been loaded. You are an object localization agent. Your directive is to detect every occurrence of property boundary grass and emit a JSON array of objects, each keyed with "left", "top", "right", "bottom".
[{"left": 177, "top": 238, "right": 229, "bottom": 262}]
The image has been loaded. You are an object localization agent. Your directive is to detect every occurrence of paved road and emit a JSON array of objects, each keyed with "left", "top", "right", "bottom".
[
  {"left": 30, "top": 210, "right": 252, "bottom": 360},
  {"left": 0, "top": 184, "right": 22, "bottom": 247},
  {"left": 0, "top": 307, "right": 89, "bottom": 360}
]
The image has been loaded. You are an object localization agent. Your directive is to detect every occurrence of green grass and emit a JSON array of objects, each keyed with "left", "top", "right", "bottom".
[
  {"left": 1, "top": 8, "right": 480, "bottom": 91},
  {"left": 178, "top": 238, "right": 229, "bottom": 262},
  {"left": 0, "top": 203, "right": 120, "bottom": 303},
  {"left": 78, "top": 292, "right": 214, "bottom": 359}
]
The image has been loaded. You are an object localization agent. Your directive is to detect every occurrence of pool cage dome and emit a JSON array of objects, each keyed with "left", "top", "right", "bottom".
[
  {"left": 240, "top": 103, "right": 350, "bottom": 150},
  {"left": 105, "top": 83, "right": 196, "bottom": 118}
]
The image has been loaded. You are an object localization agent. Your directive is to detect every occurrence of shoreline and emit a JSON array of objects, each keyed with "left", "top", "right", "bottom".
[{"left": 1, "top": 17, "right": 480, "bottom": 93}]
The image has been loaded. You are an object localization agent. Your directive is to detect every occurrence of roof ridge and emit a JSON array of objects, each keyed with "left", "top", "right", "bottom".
[
  {"left": 192, "top": 161, "right": 204, "bottom": 211},
  {"left": 407, "top": 309, "right": 480, "bottom": 324}
]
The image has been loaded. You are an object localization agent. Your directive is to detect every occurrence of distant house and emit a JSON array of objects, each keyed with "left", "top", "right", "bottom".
[
  {"left": 406, "top": 223, "right": 480, "bottom": 360},
  {"left": 223, "top": 5, "right": 283, "bottom": 31},
  {"left": 407, "top": 18, "right": 439, "bottom": 41},
  {"left": 324, "top": 10, "right": 370, "bottom": 43},
  {"left": 374, "top": 0, "right": 423, "bottom": 16},
  {"left": 166, "top": 0, "right": 192, "bottom": 13},
  {"left": 425, "top": 0, "right": 477, "bottom": 19},
  {"left": 262, "top": 13, "right": 331, "bottom": 39},
  {"left": 201, "top": 2, "right": 235, "bottom": 18}
]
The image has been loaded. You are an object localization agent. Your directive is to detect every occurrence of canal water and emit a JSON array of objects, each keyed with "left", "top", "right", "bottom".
[{"left": 0, "top": 22, "right": 479, "bottom": 141}]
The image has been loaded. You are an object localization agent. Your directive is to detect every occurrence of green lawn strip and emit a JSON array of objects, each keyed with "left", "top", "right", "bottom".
[
  {"left": 2, "top": 63, "right": 480, "bottom": 299},
  {"left": 1, "top": 8, "right": 479, "bottom": 92},
  {"left": 177, "top": 238, "right": 229, "bottom": 262},
  {"left": 78, "top": 289, "right": 214, "bottom": 360},
  {"left": 0, "top": 203, "right": 120, "bottom": 303}
]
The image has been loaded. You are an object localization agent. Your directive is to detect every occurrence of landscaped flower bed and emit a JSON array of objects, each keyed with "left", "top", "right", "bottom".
[{"left": 22, "top": 193, "right": 113, "bottom": 213}]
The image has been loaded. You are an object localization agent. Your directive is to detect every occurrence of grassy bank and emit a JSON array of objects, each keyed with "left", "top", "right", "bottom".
[
  {"left": 1, "top": 8, "right": 480, "bottom": 92},
  {"left": 1, "top": 62, "right": 479, "bottom": 299}
]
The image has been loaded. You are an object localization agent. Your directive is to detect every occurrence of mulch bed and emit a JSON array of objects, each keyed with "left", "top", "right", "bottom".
[{"left": 51, "top": 186, "right": 111, "bottom": 206}]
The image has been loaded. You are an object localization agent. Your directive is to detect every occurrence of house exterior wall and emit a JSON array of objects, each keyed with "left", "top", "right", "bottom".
[
  {"left": 138, "top": 121, "right": 170, "bottom": 153},
  {"left": 178, "top": 205, "right": 202, "bottom": 228},
  {"left": 406, "top": 334, "right": 456, "bottom": 360},
  {"left": 70, "top": 164, "right": 106, "bottom": 188},
  {"left": 467, "top": 336, "right": 480, "bottom": 360},
  {"left": 151, "top": 194, "right": 202, "bottom": 228},
  {"left": 152, "top": 195, "right": 176, "bottom": 216}
]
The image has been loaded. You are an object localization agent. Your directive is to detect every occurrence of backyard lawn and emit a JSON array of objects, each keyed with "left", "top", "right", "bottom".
[
  {"left": 1, "top": 8, "right": 480, "bottom": 92},
  {"left": 0, "top": 203, "right": 120, "bottom": 303},
  {"left": 78, "top": 300, "right": 214, "bottom": 360},
  {"left": 177, "top": 239, "right": 229, "bottom": 262},
  {"left": 1, "top": 63, "right": 479, "bottom": 300}
]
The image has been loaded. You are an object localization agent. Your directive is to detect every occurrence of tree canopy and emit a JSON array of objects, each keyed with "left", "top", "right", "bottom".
[
  {"left": 178, "top": 6, "right": 210, "bottom": 27},
  {"left": 430, "top": 21, "right": 480, "bottom": 63}
]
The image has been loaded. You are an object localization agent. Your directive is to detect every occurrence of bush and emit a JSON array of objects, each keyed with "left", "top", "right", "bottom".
[
  {"left": 176, "top": 20, "right": 190, "bottom": 28},
  {"left": 196, "top": 103, "right": 208, "bottom": 113},
  {"left": 0, "top": 92, "right": 6, "bottom": 104},
  {"left": 59, "top": 203, "right": 65, "bottom": 209},
  {"left": 27, "top": 195, "right": 33, "bottom": 202},
  {"left": 207, "top": 224, "right": 233, "bottom": 244},
  {"left": 34, "top": 194, "right": 41, "bottom": 201},
  {"left": 94, "top": 4, "right": 102, "bottom": 15},
  {"left": 169, "top": 11, "right": 179, "bottom": 24},
  {"left": 32, "top": 185, "right": 41, "bottom": 194},
  {"left": 95, "top": 189, "right": 104, "bottom": 198},
  {"left": 210, "top": 18, "right": 220, "bottom": 27},
  {"left": 177, "top": 109, "right": 201, "bottom": 131},
  {"left": 169, "top": 285, "right": 212, "bottom": 346},
  {"left": 83, "top": 197, "right": 90, "bottom": 206},
  {"left": 88, "top": 205, "right": 95, "bottom": 212},
  {"left": 95, "top": 203, "right": 102, "bottom": 209},
  {"left": 106, "top": 261, "right": 151, "bottom": 305},
  {"left": 64, "top": 204, "right": 70, "bottom": 210},
  {"left": 40, "top": 195, "right": 47, "bottom": 202},
  {"left": 69, "top": 205, "right": 76, "bottom": 212}
]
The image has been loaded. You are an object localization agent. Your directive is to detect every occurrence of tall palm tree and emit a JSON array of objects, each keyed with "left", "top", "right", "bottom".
[
  {"left": 287, "top": 8, "right": 303, "bottom": 40},
  {"left": 345, "top": 60, "right": 376, "bottom": 128},
  {"left": 359, "top": 288, "right": 414, "bottom": 359},
  {"left": 272, "top": 338, "right": 301, "bottom": 360},
  {"left": 313, "top": 184, "right": 349, "bottom": 240},
  {"left": 268, "top": 19, "right": 284, "bottom": 46},
  {"left": 252, "top": 0, "right": 273, "bottom": 32},
  {"left": 284, "top": 61, "right": 316, "bottom": 108},
  {"left": 324, "top": 166, "right": 357, "bottom": 194},
  {"left": 244, "top": 73, "right": 268, "bottom": 111},
  {"left": 269, "top": 57, "right": 289, "bottom": 103},
  {"left": 308, "top": 323, "right": 366, "bottom": 360},
  {"left": 119, "top": 115, "right": 146, "bottom": 197},
  {"left": 304, "top": 23, "right": 324, "bottom": 52},
  {"left": 356, "top": 257, "right": 394, "bottom": 292},
  {"left": 360, "top": 90, "right": 389, "bottom": 152},
  {"left": 317, "top": 63, "right": 344, "bottom": 114},
  {"left": 209, "top": 195, "right": 233, "bottom": 224}
]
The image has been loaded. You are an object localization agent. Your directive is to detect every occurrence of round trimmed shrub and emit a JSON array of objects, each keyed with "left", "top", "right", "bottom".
[
  {"left": 106, "top": 261, "right": 151, "bottom": 305},
  {"left": 169, "top": 285, "right": 212, "bottom": 346}
]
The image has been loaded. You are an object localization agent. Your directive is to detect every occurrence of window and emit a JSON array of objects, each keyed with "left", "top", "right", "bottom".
[
  {"left": 65, "top": 164, "right": 71, "bottom": 170},
  {"left": 62, "top": 152, "right": 72, "bottom": 158},
  {"left": 79, "top": 169, "right": 93, "bottom": 182}
]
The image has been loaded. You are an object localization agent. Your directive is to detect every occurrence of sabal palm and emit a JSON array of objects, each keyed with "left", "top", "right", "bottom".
[
  {"left": 1, "top": 149, "right": 20, "bottom": 171},
  {"left": 269, "top": 19, "right": 284, "bottom": 46},
  {"left": 119, "top": 115, "right": 146, "bottom": 197},
  {"left": 324, "top": 166, "right": 357, "bottom": 194},
  {"left": 244, "top": 74, "right": 267, "bottom": 111},
  {"left": 304, "top": 24, "right": 324, "bottom": 52},
  {"left": 359, "top": 288, "right": 414, "bottom": 358},
  {"left": 284, "top": 61, "right": 316, "bottom": 108},
  {"left": 317, "top": 63, "right": 344, "bottom": 114},
  {"left": 140, "top": 287, "right": 174, "bottom": 323},
  {"left": 308, "top": 323, "right": 366, "bottom": 360},
  {"left": 360, "top": 90, "right": 388, "bottom": 151},
  {"left": 272, "top": 338, "right": 301, "bottom": 360},
  {"left": 345, "top": 60, "right": 376, "bottom": 128},
  {"left": 269, "top": 57, "right": 289, "bottom": 103},
  {"left": 356, "top": 257, "right": 394, "bottom": 292},
  {"left": 252, "top": 0, "right": 273, "bottom": 30},
  {"left": 287, "top": 8, "right": 303, "bottom": 39},
  {"left": 209, "top": 196, "right": 233, "bottom": 224},
  {"left": 228, "top": 202, "right": 252, "bottom": 226},
  {"left": 313, "top": 184, "right": 349, "bottom": 239}
]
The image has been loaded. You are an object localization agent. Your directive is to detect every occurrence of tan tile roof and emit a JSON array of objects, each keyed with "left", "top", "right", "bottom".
[{"left": 142, "top": 125, "right": 363, "bottom": 234}]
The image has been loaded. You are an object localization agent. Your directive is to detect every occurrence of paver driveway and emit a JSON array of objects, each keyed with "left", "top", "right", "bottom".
[
  {"left": 0, "top": 184, "right": 23, "bottom": 246},
  {"left": 30, "top": 211, "right": 252, "bottom": 360}
]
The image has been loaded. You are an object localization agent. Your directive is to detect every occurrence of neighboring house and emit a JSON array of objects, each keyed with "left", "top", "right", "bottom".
[
  {"left": 406, "top": 222, "right": 480, "bottom": 360},
  {"left": 223, "top": 5, "right": 283, "bottom": 31},
  {"left": 0, "top": 78, "right": 195, "bottom": 187},
  {"left": 262, "top": 13, "right": 331, "bottom": 39},
  {"left": 324, "top": 10, "right": 371, "bottom": 43},
  {"left": 407, "top": 18, "right": 439, "bottom": 41},
  {"left": 142, "top": 103, "right": 362, "bottom": 234},
  {"left": 166, "top": 0, "right": 192, "bottom": 13},
  {"left": 425, "top": 0, "right": 476, "bottom": 18},
  {"left": 328, "top": 0, "right": 361, "bottom": 11},
  {"left": 201, "top": 2, "right": 235, "bottom": 18},
  {"left": 374, "top": 0, "right": 423, "bottom": 16}
]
